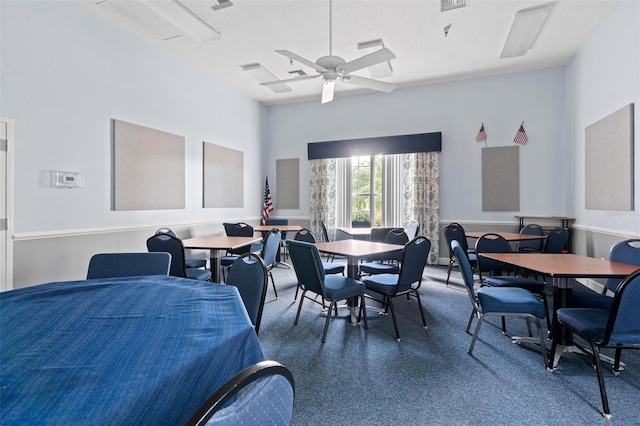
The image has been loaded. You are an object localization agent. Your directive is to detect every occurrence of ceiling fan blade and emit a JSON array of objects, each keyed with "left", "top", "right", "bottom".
[
  {"left": 338, "top": 47, "right": 396, "bottom": 74},
  {"left": 341, "top": 74, "right": 396, "bottom": 93},
  {"left": 275, "top": 50, "right": 327, "bottom": 72},
  {"left": 321, "top": 80, "right": 335, "bottom": 104},
  {"left": 261, "top": 75, "right": 320, "bottom": 86}
]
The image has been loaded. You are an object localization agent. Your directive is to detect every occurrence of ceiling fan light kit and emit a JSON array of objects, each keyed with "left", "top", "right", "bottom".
[{"left": 501, "top": 2, "right": 555, "bottom": 59}]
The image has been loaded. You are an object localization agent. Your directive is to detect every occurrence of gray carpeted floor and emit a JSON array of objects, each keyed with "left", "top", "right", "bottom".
[{"left": 255, "top": 260, "right": 639, "bottom": 425}]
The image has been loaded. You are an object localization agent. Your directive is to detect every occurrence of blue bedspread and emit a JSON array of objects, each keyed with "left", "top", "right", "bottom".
[{"left": 0, "top": 276, "right": 264, "bottom": 425}]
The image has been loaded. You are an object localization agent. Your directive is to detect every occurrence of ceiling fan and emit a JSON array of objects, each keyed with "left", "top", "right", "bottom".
[{"left": 261, "top": 0, "right": 396, "bottom": 103}]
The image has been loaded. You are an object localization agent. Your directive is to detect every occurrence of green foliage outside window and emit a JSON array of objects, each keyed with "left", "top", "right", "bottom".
[{"left": 351, "top": 156, "right": 382, "bottom": 226}]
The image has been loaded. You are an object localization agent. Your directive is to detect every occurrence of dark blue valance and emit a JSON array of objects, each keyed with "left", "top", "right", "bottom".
[{"left": 307, "top": 132, "right": 441, "bottom": 160}]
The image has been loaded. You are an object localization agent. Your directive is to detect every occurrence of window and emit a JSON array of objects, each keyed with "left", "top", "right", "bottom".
[{"left": 351, "top": 156, "right": 383, "bottom": 226}]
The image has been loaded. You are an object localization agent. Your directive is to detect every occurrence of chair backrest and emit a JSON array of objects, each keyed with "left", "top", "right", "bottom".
[
  {"left": 185, "top": 360, "right": 295, "bottom": 426},
  {"left": 443, "top": 224, "right": 468, "bottom": 260},
  {"left": 265, "top": 219, "right": 288, "bottom": 239},
  {"left": 286, "top": 239, "right": 326, "bottom": 297},
  {"left": 601, "top": 269, "right": 640, "bottom": 346},
  {"left": 543, "top": 227, "right": 569, "bottom": 253},
  {"left": 223, "top": 222, "right": 254, "bottom": 255},
  {"left": 86, "top": 252, "right": 171, "bottom": 279},
  {"left": 405, "top": 220, "right": 419, "bottom": 240},
  {"left": 451, "top": 240, "right": 480, "bottom": 309},
  {"left": 294, "top": 228, "right": 316, "bottom": 243},
  {"left": 384, "top": 229, "right": 410, "bottom": 262},
  {"left": 604, "top": 239, "right": 640, "bottom": 293},
  {"left": 261, "top": 228, "right": 282, "bottom": 268},
  {"left": 226, "top": 253, "right": 268, "bottom": 334},
  {"left": 146, "top": 233, "right": 188, "bottom": 278},
  {"left": 395, "top": 236, "right": 431, "bottom": 293},
  {"left": 370, "top": 227, "right": 395, "bottom": 242},
  {"left": 351, "top": 219, "right": 371, "bottom": 228},
  {"left": 155, "top": 228, "right": 177, "bottom": 237},
  {"left": 320, "top": 220, "right": 330, "bottom": 242},
  {"left": 518, "top": 224, "right": 544, "bottom": 252},
  {"left": 475, "top": 233, "right": 515, "bottom": 278}
]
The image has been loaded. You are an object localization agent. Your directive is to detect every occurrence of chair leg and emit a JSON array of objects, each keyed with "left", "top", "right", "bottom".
[
  {"left": 469, "top": 315, "right": 486, "bottom": 354},
  {"left": 534, "top": 318, "right": 548, "bottom": 366},
  {"left": 465, "top": 307, "right": 478, "bottom": 333},
  {"left": 413, "top": 290, "right": 428, "bottom": 330},
  {"left": 321, "top": 300, "right": 337, "bottom": 343},
  {"left": 293, "top": 284, "right": 300, "bottom": 302},
  {"left": 613, "top": 346, "right": 623, "bottom": 375},
  {"left": 359, "top": 295, "right": 368, "bottom": 330},
  {"left": 446, "top": 260, "right": 453, "bottom": 285},
  {"left": 539, "top": 291, "right": 551, "bottom": 330},
  {"left": 590, "top": 343, "right": 612, "bottom": 419},
  {"left": 386, "top": 297, "right": 401, "bottom": 342},
  {"left": 294, "top": 294, "right": 305, "bottom": 325},
  {"left": 268, "top": 271, "right": 278, "bottom": 299}
]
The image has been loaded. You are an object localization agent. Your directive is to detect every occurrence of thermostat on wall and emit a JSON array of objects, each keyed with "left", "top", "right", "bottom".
[{"left": 54, "top": 171, "right": 84, "bottom": 188}]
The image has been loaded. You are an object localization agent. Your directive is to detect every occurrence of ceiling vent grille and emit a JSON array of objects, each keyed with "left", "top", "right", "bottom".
[{"left": 441, "top": 0, "right": 467, "bottom": 12}]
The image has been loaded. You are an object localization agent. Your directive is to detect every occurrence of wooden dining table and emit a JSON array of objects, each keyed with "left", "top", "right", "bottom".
[
  {"left": 183, "top": 235, "right": 262, "bottom": 282},
  {"left": 478, "top": 252, "right": 640, "bottom": 365},
  {"left": 315, "top": 239, "right": 404, "bottom": 323}
]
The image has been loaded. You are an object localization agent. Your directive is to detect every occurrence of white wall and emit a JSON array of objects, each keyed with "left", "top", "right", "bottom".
[
  {"left": 266, "top": 67, "right": 568, "bottom": 224},
  {"left": 1, "top": 1, "right": 266, "bottom": 236},
  {"left": 566, "top": 0, "right": 640, "bottom": 238}
]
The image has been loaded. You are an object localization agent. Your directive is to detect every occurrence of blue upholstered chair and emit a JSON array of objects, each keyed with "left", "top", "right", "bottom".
[
  {"left": 292, "top": 228, "right": 344, "bottom": 301},
  {"left": 146, "top": 233, "right": 212, "bottom": 281},
  {"left": 443, "top": 223, "right": 477, "bottom": 286},
  {"left": 287, "top": 239, "right": 368, "bottom": 343},
  {"left": 226, "top": 253, "right": 269, "bottom": 335},
  {"left": 452, "top": 241, "right": 548, "bottom": 365},
  {"left": 359, "top": 228, "right": 408, "bottom": 276},
  {"left": 220, "top": 222, "right": 262, "bottom": 281},
  {"left": 155, "top": 228, "right": 207, "bottom": 269},
  {"left": 475, "top": 233, "right": 551, "bottom": 329},
  {"left": 363, "top": 236, "right": 431, "bottom": 341},
  {"left": 517, "top": 223, "right": 544, "bottom": 252},
  {"left": 543, "top": 227, "right": 569, "bottom": 253},
  {"left": 185, "top": 360, "right": 295, "bottom": 426},
  {"left": 548, "top": 269, "right": 640, "bottom": 419},
  {"left": 261, "top": 228, "right": 282, "bottom": 299},
  {"left": 351, "top": 218, "right": 371, "bottom": 228},
  {"left": 86, "top": 252, "right": 171, "bottom": 279},
  {"left": 265, "top": 218, "right": 289, "bottom": 261}
]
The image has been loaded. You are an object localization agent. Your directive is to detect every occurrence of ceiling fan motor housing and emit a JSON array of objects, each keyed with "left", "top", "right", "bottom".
[{"left": 316, "top": 55, "right": 347, "bottom": 78}]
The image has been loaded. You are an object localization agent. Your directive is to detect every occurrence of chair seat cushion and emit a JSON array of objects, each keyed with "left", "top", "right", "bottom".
[
  {"left": 359, "top": 262, "right": 399, "bottom": 275},
  {"left": 477, "top": 287, "right": 546, "bottom": 319},
  {"left": 322, "top": 262, "right": 345, "bottom": 275},
  {"left": 572, "top": 290, "right": 613, "bottom": 310},
  {"left": 186, "top": 268, "right": 212, "bottom": 281},
  {"left": 323, "top": 275, "right": 365, "bottom": 300},
  {"left": 185, "top": 258, "right": 207, "bottom": 269},
  {"left": 485, "top": 276, "right": 545, "bottom": 293},
  {"left": 558, "top": 307, "right": 640, "bottom": 345},
  {"left": 362, "top": 273, "right": 399, "bottom": 295}
]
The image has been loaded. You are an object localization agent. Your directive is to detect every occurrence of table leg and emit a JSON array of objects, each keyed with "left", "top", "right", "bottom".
[
  {"left": 209, "top": 249, "right": 223, "bottom": 283},
  {"left": 346, "top": 257, "right": 360, "bottom": 325}
]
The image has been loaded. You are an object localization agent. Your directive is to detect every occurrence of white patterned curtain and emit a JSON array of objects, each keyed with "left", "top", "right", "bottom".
[
  {"left": 309, "top": 158, "right": 337, "bottom": 241},
  {"left": 402, "top": 152, "right": 440, "bottom": 264}
]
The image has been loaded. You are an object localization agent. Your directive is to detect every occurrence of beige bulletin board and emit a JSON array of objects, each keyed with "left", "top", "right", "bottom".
[
  {"left": 203, "top": 142, "right": 243, "bottom": 208},
  {"left": 585, "top": 104, "right": 634, "bottom": 210},
  {"left": 276, "top": 158, "right": 299, "bottom": 209},
  {"left": 482, "top": 146, "right": 520, "bottom": 211},
  {"left": 113, "top": 119, "right": 185, "bottom": 211}
]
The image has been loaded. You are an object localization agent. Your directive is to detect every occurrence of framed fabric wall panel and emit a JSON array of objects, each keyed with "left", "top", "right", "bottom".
[
  {"left": 482, "top": 146, "right": 520, "bottom": 211},
  {"left": 203, "top": 142, "right": 243, "bottom": 208},
  {"left": 276, "top": 158, "right": 299, "bottom": 209},
  {"left": 113, "top": 120, "right": 185, "bottom": 211},
  {"left": 585, "top": 103, "right": 634, "bottom": 210}
]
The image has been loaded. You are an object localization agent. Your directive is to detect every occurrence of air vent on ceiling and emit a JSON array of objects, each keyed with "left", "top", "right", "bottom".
[
  {"left": 441, "top": 0, "right": 467, "bottom": 12},
  {"left": 288, "top": 70, "right": 308, "bottom": 77},
  {"left": 211, "top": 0, "right": 233, "bottom": 11}
]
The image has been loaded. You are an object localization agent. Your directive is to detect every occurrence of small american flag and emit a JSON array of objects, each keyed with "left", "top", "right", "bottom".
[
  {"left": 476, "top": 123, "right": 487, "bottom": 143},
  {"left": 514, "top": 122, "right": 528, "bottom": 145},
  {"left": 262, "top": 176, "right": 274, "bottom": 225}
]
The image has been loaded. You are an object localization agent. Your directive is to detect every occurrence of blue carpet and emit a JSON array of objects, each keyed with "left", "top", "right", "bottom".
[{"left": 256, "top": 263, "right": 640, "bottom": 425}]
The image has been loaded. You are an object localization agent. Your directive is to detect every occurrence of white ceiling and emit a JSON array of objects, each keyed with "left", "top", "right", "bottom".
[{"left": 86, "top": 0, "right": 618, "bottom": 105}]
